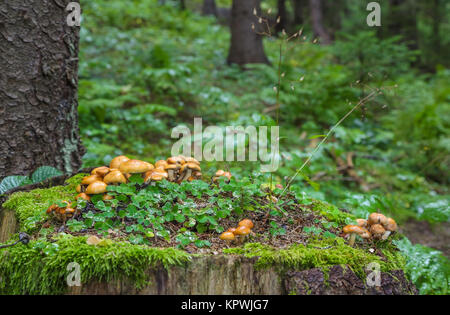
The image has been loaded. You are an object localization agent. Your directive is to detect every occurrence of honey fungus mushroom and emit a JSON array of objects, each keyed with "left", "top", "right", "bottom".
[
  {"left": 91, "top": 166, "right": 110, "bottom": 177},
  {"left": 343, "top": 225, "right": 371, "bottom": 246},
  {"left": 119, "top": 159, "right": 154, "bottom": 174},
  {"left": 103, "top": 170, "right": 127, "bottom": 185},
  {"left": 213, "top": 170, "right": 232, "bottom": 182},
  {"left": 370, "top": 224, "right": 386, "bottom": 240},
  {"left": 219, "top": 231, "right": 235, "bottom": 246},
  {"left": 234, "top": 225, "right": 251, "bottom": 243},
  {"left": 238, "top": 219, "right": 254, "bottom": 229},
  {"left": 109, "top": 155, "right": 130, "bottom": 169},
  {"left": 382, "top": 218, "right": 398, "bottom": 240},
  {"left": 85, "top": 181, "right": 108, "bottom": 195},
  {"left": 179, "top": 162, "right": 201, "bottom": 183},
  {"left": 368, "top": 212, "right": 388, "bottom": 226}
]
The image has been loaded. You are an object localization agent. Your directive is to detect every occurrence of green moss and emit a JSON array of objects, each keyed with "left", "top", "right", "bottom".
[
  {"left": 311, "top": 200, "right": 355, "bottom": 225},
  {"left": 0, "top": 235, "right": 191, "bottom": 295},
  {"left": 223, "top": 239, "right": 406, "bottom": 280},
  {"left": 1, "top": 174, "right": 88, "bottom": 231}
]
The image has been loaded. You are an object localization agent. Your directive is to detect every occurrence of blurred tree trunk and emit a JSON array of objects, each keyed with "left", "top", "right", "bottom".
[
  {"left": 202, "top": 0, "right": 218, "bottom": 17},
  {"left": 387, "top": 0, "right": 418, "bottom": 49},
  {"left": 309, "top": 0, "right": 331, "bottom": 44},
  {"left": 275, "top": 0, "right": 287, "bottom": 33},
  {"left": 227, "top": 0, "right": 269, "bottom": 65},
  {"left": 179, "top": 0, "right": 186, "bottom": 10},
  {"left": 292, "top": 0, "right": 304, "bottom": 25},
  {"left": 0, "top": 0, "right": 84, "bottom": 179}
]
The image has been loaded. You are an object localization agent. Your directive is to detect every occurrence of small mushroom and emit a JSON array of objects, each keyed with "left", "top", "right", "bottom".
[
  {"left": 103, "top": 170, "right": 127, "bottom": 185},
  {"left": 219, "top": 231, "right": 235, "bottom": 246},
  {"left": 343, "top": 225, "right": 371, "bottom": 246},
  {"left": 370, "top": 224, "right": 386, "bottom": 240},
  {"left": 102, "top": 194, "right": 114, "bottom": 201},
  {"left": 381, "top": 218, "right": 398, "bottom": 240},
  {"left": 85, "top": 181, "right": 108, "bottom": 195},
  {"left": 213, "top": 170, "right": 232, "bottom": 183},
  {"left": 227, "top": 227, "right": 237, "bottom": 234},
  {"left": 238, "top": 219, "right": 254, "bottom": 229},
  {"left": 109, "top": 155, "right": 130, "bottom": 169},
  {"left": 167, "top": 156, "right": 184, "bottom": 165},
  {"left": 119, "top": 159, "right": 154, "bottom": 174},
  {"left": 234, "top": 225, "right": 251, "bottom": 244},
  {"left": 178, "top": 162, "right": 201, "bottom": 183},
  {"left": 76, "top": 193, "right": 91, "bottom": 202},
  {"left": 356, "top": 218, "right": 368, "bottom": 228},
  {"left": 164, "top": 164, "right": 180, "bottom": 182},
  {"left": 81, "top": 174, "right": 103, "bottom": 185},
  {"left": 155, "top": 160, "right": 169, "bottom": 169},
  {"left": 368, "top": 213, "right": 388, "bottom": 226},
  {"left": 144, "top": 172, "right": 164, "bottom": 185},
  {"left": 91, "top": 166, "right": 110, "bottom": 177}
]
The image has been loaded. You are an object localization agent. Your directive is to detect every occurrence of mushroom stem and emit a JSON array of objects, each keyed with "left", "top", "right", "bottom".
[
  {"left": 179, "top": 169, "right": 192, "bottom": 183},
  {"left": 382, "top": 231, "right": 391, "bottom": 240},
  {"left": 349, "top": 233, "right": 356, "bottom": 246}
]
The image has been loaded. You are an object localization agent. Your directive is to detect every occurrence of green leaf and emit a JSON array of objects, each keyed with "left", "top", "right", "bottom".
[
  {"left": 0, "top": 176, "right": 31, "bottom": 194},
  {"left": 31, "top": 166, "right": 63, "bottom": 183}
]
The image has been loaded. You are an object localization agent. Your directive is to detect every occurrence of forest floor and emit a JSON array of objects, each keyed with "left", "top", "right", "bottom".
[{"left": 401, "top": 220, "right": 450, "bottom": 258}]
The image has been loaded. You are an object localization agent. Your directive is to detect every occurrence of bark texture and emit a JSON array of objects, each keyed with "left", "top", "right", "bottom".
[
  {"left": 227, "top": 0, "right": 269, "bottom": 66},
  {"left": 292, "top": 0, "right": 304, "bottom": 25},
  {"left": 202, "top": 0, "right": 218, "bottom": 17},
  {"left": 67, "top": 258, "right": 416, "bottom": 295},
  {"left": 309, "top": 0, "right": 331, "bottom": 44},
  {"left": 275, "top": 0, "right": 287, "bottom": 33},
  {"left": 0, "top": 0, "right": 84, "bottom": 180}
]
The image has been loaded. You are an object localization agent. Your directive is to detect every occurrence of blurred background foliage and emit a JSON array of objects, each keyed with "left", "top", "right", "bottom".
[{"left": 76, "top": 0, "right": 449, "bottom": 293}]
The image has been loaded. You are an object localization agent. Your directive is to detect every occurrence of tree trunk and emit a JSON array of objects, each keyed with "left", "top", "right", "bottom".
[
  {"left": 0, "top": 0, "right": 84, "bottom": 179},
  {"left": 202, "top": 0, "right": 218, "bottom": 17},
  {"left": 309, "top": 0, "right": 332, "bottom": 44},
  {"left": 292, "top": 0, "right": 304, "bottom": 25},
  {"left": 275, "top": 0, "right": 287, "bottom": 33},
  {"left": 227, "top": 0, "right": 269, "bottom": 66}
]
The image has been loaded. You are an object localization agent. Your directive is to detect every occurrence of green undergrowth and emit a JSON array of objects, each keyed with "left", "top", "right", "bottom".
[
  {"left": 0, "top": 234, "right": 190, "bottom": 295},
  {"left": 223, "top": 239, "right": 406, "bottom": 281},
  {"left": 1, "top": 174, "right": 87, "bottom": 231}
]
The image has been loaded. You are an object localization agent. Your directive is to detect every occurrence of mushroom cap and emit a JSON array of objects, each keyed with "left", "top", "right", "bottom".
[
  {"left": 234, "top": 225, "right": 251, "bottom": 236},
  {"left": 238, "top": 219, "right": 254, "bottom": 229},
  {"left": 81, "top": 174, "right": 103, "bottom": 185},
  {"left": 215, "top": 170, "right": 225, "bottom": 176},
  {"left": 155, "top": 160, "right": 169, "bottom": 169},
  {"left": 86, "top": 181, "right": 108, "bottom": 195},
  {"left": 223, "top": 172, "right": 232, "bottom": 179},
  {"left": 119, "top": 159, "right": 154, "bottom": 174},
  {"left": 76, "top": 184, "right": 83, "bottom": 193},
  {"left": 343, "top": 225, "right": 366, "bottom": 235},
  {"left": 181, "top": 162, "right": 201, "bottom": 172},
  {"left": 219, "top": 231, "right": 235, "bottom": 241},
  {"left": 370, "top": 224, "right": 386, "bottom": 238},
  {"left": 165, "top": 164, "right": 179, "bottom": 170},
  {"left": 103, "top": 170, "right": 127, "bottom": 184},
  {"left": 227, "top": 227, "right": 237, "bottom": 233},
  {"left": 144, "top": 172, "right": 164, "bottom": 182},
  {"left": 359, "top": 228, "right": 371, "bottom": 239},
  {"left": 46, "top": 204, "right": 58, "bottom": 214},
  {"left": 102, "top": 194, "right": 114, "bottom": 201},
  {"left": 356, "top": 219, "right": 368, "bottom": 228},
  {"left": 91, "top": 166, "right": 110, "bottom": 177},
  {"left": 368, "top": 213, "right": 388, "bottom": 226},
  {"left": 184, "top": 157, "right": 200, "bottom": 165},
  {"left": 109, "top": 155, "right": 130, "bottom": 170},
  {"left": 384, "top": 218, "right": 398, "bottom": 232},
  {"left": 76, "top": 193, "right": 91, "bottom": 201},
  {"left": 167, "top": 156, "right": 184, "bottom": 164}
]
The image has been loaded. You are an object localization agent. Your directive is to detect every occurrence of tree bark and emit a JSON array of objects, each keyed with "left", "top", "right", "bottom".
[
  {"left": 227, "top": 0, "right": 269, "bottom": 66},
  {"left": 0, "top": 0, "right": 84, "bottom": 179},
  {"left": 202, "top": 0, "right": 218, "bottom": 17},
  {"left": 309, "top": 0, "right": 332, "bottom": 44},
  {"left": 275, "top": 0, "right": 287, "bottom": 33}
]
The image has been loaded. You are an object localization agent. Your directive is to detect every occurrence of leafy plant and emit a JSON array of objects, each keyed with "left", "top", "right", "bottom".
[{"left": 0, "top": 166, "right": 63, "bottom": 195}]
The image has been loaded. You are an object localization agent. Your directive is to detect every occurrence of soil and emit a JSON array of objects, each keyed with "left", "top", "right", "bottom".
[{"left": 400, "top": 219, "right": 450, "bottom": 258}]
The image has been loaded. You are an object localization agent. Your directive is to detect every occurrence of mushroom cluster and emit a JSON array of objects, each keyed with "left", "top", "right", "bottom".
[
  {"left": 46, "top": 200, "right": 77, "bottom": 223},
  {"left": 212, "top": 170, "right": 232, "bottom": 183},
  {"left": 342, "top": 212, "right": 398, "bottom": 246},
  {"left": 219, "top": 219, "right": 253, "bottom": 245}
]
